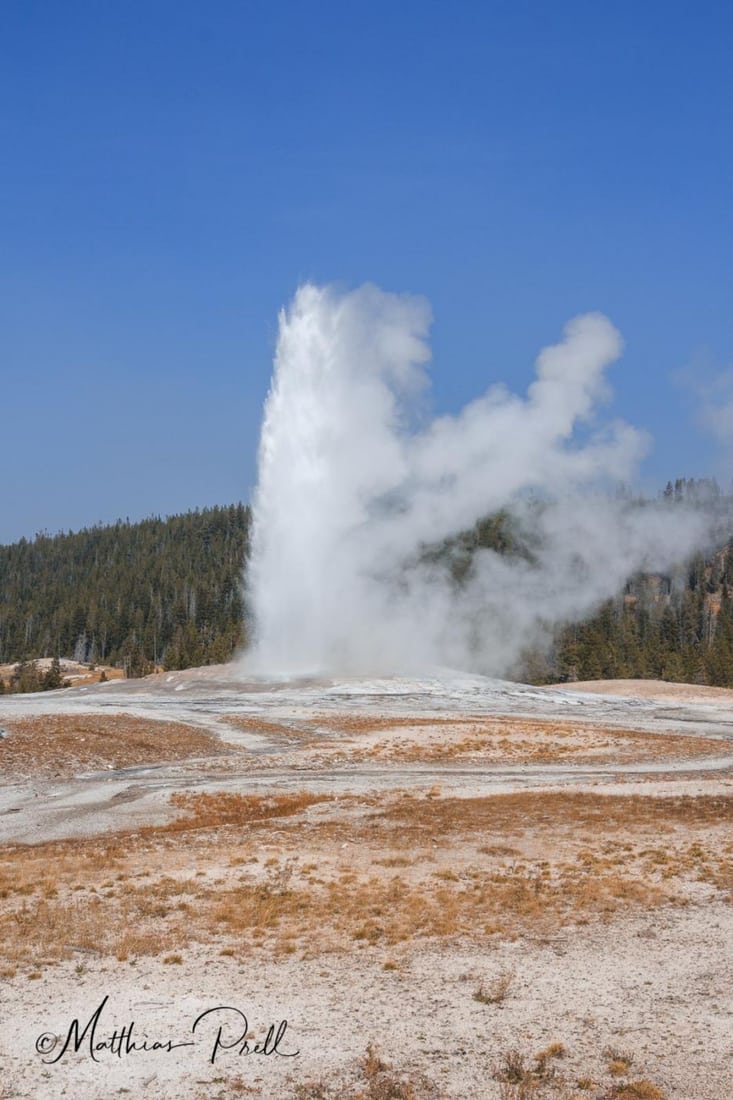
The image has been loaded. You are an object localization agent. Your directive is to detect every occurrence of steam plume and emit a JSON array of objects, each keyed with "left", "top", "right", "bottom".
[{"left": 245, "top": 283, "right": 708, "bottom": 676}]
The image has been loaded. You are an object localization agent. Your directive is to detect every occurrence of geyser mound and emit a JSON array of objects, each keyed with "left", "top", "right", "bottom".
[{"left": 245, "top": 283, "right": 707, "bottom": 676}]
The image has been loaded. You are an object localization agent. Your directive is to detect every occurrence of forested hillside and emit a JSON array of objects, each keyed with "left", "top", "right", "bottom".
[
  {"left": 0, "top": 505, "right": 249, "bottom": 676},
  {"left": 535, "top": 480, "right": 733, "bottom": 685},
  {"left": 537, "top": 547, "right": 733, "bottom": 686},
  {"left": 3, "top": 483, "right": 733, "bottom": 687},
  {"left": 437, "top": 479, "right": 733, "bottom": 687}
]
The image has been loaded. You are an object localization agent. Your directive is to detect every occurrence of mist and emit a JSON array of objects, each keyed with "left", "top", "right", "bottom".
[{"left": 245, "top": 283, "right": 710, "bottom": 677}]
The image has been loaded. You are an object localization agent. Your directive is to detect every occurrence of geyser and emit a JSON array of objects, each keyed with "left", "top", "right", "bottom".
[{"left": 246, "top": 283, "right": 707, "bottom": 676}]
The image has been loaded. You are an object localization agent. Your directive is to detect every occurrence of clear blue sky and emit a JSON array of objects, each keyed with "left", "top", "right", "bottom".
[{"left": 2, "top": 0, "right": 732, "bottom": 543}]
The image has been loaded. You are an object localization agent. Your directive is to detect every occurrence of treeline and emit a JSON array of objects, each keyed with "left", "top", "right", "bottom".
[
  {"left": 4, "top": 481, "right": 733, "bottom": 688},
  {"left": 524, "top": 478, "right": 733, "bottom": 685},
  {"left": 441, "top": 480, "right": 733, "bottom": 687},
  {"left": 0, "top": 657, "right": 70, "bottom": 695},
  {"left": 531, "top": 547, "right": 733, "bottom": 685},
  {"left": 0, "top": 505, "right": 249, "bottom": 675}
]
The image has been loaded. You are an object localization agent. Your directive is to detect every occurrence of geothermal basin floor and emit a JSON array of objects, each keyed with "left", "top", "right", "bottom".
[{"left": 0, "top": 668, "right": 731, "bottom": 1099}]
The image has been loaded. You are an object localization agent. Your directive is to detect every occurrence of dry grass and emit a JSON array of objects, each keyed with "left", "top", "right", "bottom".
[
  {"left": 223, "top": 715, "right": 318, "bottom": 741},
  {"left": 297, "top": 713, "right": 724, "bottom": 766},
  {"left": 164, "top": 790, "right": 333, "bottom": 832},
  {"left": 609, "top": 1084, "right": 665, "bottom": 1100},
  {"left": 222, "top": 711, "right": 725, "bottom": 769},
  {"left": 0, "top": 787, "right": 729, "bottom": 971},
  {"left": 493, "top": 1045, "right": 665, "bottom": 1100},
  {"left": 0, "top": 792, "right": 335, "bottom": 968},
  {"left": 0, "top": 694, "right": 722, "bottom": 1099},
  {"left": 605, "top": 1049, "right": 634, "bottom": 1076},
  {"left": 370, "top": 789, "right": 733, "bottom": 838},
  {"left": 292, "top": 1042, "right": 439, "bottom": 1099},
  {"left": 0, "top": 713, "right": 227, "bottom": 777},
  {"left": 192, "top": 1045, "right": 667, "bottom": 1100},
  {"left": 473, "top": 969, "right": 515, "bottom": 1005}
]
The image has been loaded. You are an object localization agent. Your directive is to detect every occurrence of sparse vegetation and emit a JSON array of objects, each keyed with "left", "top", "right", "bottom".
[
  {"left": 0, "top": 713, "right": 227, "bottom": 778},
  {"left": 606, "top": 1048, "right": 634, "bottom": 1077},
  {"left": 0, "top": 692, "right": 717, "bottom": 1099},
  {"left": 493, "top": 1045, "right": 664, "bottom": 1100},
  {"left": 473, "top": 969, "right": 515, "bottom": 1005},
  {"left": 292, "top": 1043, "right": 439, "bottom": 1099},
  {"left": 166, "top": 791, "right": 332, "bottom": 832},
  {"left": 0, "top": 782, "right": 729, "bottom": 976},
  {"left": 610, "top": 1083, "right": 665, "bottom": 1100}
]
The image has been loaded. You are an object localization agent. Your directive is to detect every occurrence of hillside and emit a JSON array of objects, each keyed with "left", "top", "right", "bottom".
[
  {"left": 0, "top": 504, "right": 249, "bottom": 677},
  {"left": 2, "top": 484, "right": 733, "bottom": 687}
]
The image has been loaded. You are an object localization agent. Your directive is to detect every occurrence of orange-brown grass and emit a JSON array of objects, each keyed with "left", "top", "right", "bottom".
[
  {"left": 492, "top": 1045, "right": 666, "bottom": 1100},
  {"left": 284, "top": 1041, "right": 666, "bottom": 1100},
  {"left": 222, "top": 715, "right": 318, "bottom": 741},
  {"left": 0, "top": 789, "right": 729, "bottom": 970},
  {"left": 269, "top": 712, "right": 726, "bottom": 767},
  {"left": 611, "top": 1084, "right": 665, "bottom": 1100},
  {"left": 358, "top": 726, "right": 724, "bottom": 764},
  {"left": 274, "top": 1043, "right": 441, "bottom": 1099},
  {"left": 164, "top": 790, "right": 333, "bottom": 831},
  {"left": 0, "top": 713, "right": 228, "bottom": 777},
  {"left": 0, "top": 792, "right": 334, "bottom": 905},
  {"left": 0, "top": 792, "right": 337, "bottom": 967},
  {"left": 368, "top": 790, "right": 733, "bottom": 838}
]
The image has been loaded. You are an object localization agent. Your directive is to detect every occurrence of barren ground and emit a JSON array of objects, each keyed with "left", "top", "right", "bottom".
[{"left": 0, "top": 669, "right": 731, "bottom": 1099}]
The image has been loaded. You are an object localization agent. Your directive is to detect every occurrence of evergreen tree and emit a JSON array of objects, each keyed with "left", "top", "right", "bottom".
[{"left": 0, "top": 504, "right": 249, "bottom": 675}]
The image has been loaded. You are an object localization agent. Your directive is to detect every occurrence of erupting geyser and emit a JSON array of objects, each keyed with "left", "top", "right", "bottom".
[{"left": 245, "top": 283, "right": 707, "bottom": 676}]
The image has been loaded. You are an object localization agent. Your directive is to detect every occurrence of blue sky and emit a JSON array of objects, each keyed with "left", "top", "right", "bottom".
[{"left": 2, "top": 0, "right": 732, "bottom": 542}]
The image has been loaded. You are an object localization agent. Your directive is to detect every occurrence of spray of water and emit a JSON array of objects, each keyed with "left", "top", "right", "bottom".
[{"left": 245, "top": 283, "right": 709, "bottom": 676}]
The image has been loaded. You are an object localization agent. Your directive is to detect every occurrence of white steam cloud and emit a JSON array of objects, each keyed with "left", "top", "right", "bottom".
[{"left": 245, "top": 283, "right": 709, "bottom": 676}]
